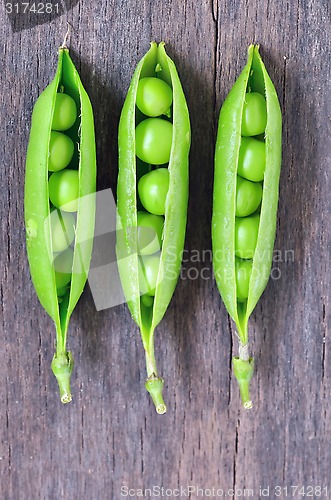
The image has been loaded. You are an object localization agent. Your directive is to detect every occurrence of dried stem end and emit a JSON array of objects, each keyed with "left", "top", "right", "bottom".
[{"left": 51, "top": 351, "right": 74, "bottom": 404}]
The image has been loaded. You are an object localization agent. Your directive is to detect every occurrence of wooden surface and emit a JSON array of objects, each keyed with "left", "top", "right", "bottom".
[{"left": 1, "top": 1, "right": 330, "bottom": 498}]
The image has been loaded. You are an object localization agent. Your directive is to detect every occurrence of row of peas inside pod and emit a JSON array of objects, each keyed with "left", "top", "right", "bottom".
[
  {"left": 48, "top": 91, "right": 79, "bottom": 302},
  {"left": 134, "top": 75, "right": 174, "bottom": 307},
  {"left": 235, "top": 92, "right": 267, "bottom": 303}
]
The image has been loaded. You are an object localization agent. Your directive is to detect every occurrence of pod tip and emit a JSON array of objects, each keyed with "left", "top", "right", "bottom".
[
  {"left": 60, "top": 392, "right": 72, "bottom": 404},
  {"left": 60, "top": 22, "right": 72, "bottom": 50}
]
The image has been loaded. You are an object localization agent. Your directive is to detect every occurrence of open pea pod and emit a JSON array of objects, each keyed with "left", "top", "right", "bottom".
[
  {"left": 117, "top": 42, "right": 190, "bottom": 413},
  {"left": 212, "top": 45, "right": 282, "bottom": 408},
  {"left": 25, "top": 45, "right": 96, "bottom": 403}
]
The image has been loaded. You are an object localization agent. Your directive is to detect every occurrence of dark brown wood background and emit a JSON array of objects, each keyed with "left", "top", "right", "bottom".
[{"left": 1, "top": 0, "right": 330, "bottom": 498}]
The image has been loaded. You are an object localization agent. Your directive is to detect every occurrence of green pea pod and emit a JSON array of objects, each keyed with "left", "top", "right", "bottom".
[
  {"left": 212, "top": 45, "right": 282, "bottom": 408},
  {"left": 117, "top": 42, "right": 191, "bottom": 413},
  {"left": 25, "top": 44, "right": 96, "bottom": 403}
]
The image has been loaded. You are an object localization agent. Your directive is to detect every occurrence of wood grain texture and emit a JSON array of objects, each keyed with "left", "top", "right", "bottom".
[{"left": 0, "top": 0, "right": 330, "bottom": 498}]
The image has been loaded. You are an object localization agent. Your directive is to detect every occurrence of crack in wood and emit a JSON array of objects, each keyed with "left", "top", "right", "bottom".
[
  {"left": 282, "top": 54, "right": 287, "bottom": 113},
  {"left": 232, "top": 419, "right": 240, "bottom": 493},
  {"left": 140, "top": 425, "right": 144, "bottom": 474},
  {"left": 228, "top": 315, "right": 233, "bottom": 406},
  {"left": 211, "top": 0, "right": 218, "bottom": 23},
  {"left": 212, "top": 0, "right": 220, "bottom": 137},
  {"left": 322, "top": 303, "right": 326, "bottom": 381}
]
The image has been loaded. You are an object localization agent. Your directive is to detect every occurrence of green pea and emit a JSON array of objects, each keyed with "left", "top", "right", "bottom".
[
  {"left": 57, "top": 286, "right": 69, "bottom": 297},
  {"left": 136, "top": 77, "right": 173, "bottom": 117},
  {"left": 52, "top": 92, "right": 77, "bottom": 131},
  {"left": 138, "top": 168, "right": 169, "bottom": 216},
  {"left": 138, "top": 253, "right": 161, "bottom": 296},
  {"left": 241, "top": 92, "right": 267, "bottom": 137},
  {"left": 50, "top": 209, "right": 75, "bottom": 252},
  {"left": 238, "top": 137, "right": 266, "bottom": 182},
  {"left": 141, "top": 294, "right": 154, "bottom": 307},
  {"left": 212, "top": 45, "right": 282, "bottom": 408},
  {"left": 135, "top": 118, "right": 173, "bottom": 165},
  {"left": 236, "top": 176, "right": 262, "bottom": 217},
  {"left": 48, "top": 131, "right": 74, "bottom": 172},
  {"left": 117, "top": 42, "right": 190, "bottom": 413},
  {"left": 25, "top": 46, "right": 96, "bottom": 403},
  {"left": 49, "top": 169, "right": 79, "bottom": 212},
  {"left": 235, "top": 214, "right": 260, "bottom": 259},
  {"left": 235, "top": 258, "right": 253, "bottom": 302},
  {"left": 137, "top": 211, "right": 164, "bottom": 255},
  {"left": 54, "top": 248, "right": 74, "bottom": 289}
]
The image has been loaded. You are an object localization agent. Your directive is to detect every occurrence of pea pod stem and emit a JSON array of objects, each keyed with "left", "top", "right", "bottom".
[
  {"left": 233, "top": 343, "right": 254, "bottom": 409},
  {"left": 142, "top": 328, "right": 166, "bottom": 414},
  {"left": 51, "top": 351, "right": 74, "bottom": 404},
  {"left": 60, "top": 22, "right": 72, "bottom": 49},
  {"left": 145, "top": 333, "right": 158, "bottom": 377},
  {"left": 239, "top": 341, "right": 249, "bottom": 361},
  {"left": 143, "top": 336, "right": 167, "bottom": 414},
  {"left": 145, "top": 375, "right": 166, "bottom": 415}
]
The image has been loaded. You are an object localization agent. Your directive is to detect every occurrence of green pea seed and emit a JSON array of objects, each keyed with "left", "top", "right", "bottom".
[
  {"left": 138, "top": 168, "right": 169, "bottom": 216},
  {"left": 136, "top": 77, "right": 173, "bottom": 117},
  {"left": 241, "top": 92, "right": 267, "bottom": 137},
  {"left": 137, "top": 211, "right": 164, "bottom": 255},
  {"left": 236, "top": 176, "right": 262, "bottom": 217},
  {"left": 49, "top": 169, "right": 79, "bottom": 212},
  {"left": 237, "top": 137, "right": 266, "bottom": 182},
  {"left": 135, "top": 118, "right": 173, "bottom": 165},
  {"left": 235, "top": 258, "right": 253, "bottom": 302},
  {"left": 54, "top": 270, "right": 71, "bottom": 290},
  {"left": 235, "top": 214, "right": 260, "bottom": 259},
  {"left": 57, "top": 286, "right": 69, "bottom": 297},
  {"left": 138, "top": 253, "right": 161, "bottom": 296},
  {"left": 52, "top": 93, "right": 77, "bottom": 131},
  {"left": 54, "top": 248, "right": 74, "bottom": 289},
  {"left": 48, "top": 131, "right": 74, "bottom": 172},
  {"left": 141, "top": 294, "right": 154, "bottom": 307},
  {"left": 50, "top": 209, "right": 75, "bottom": 253}
]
